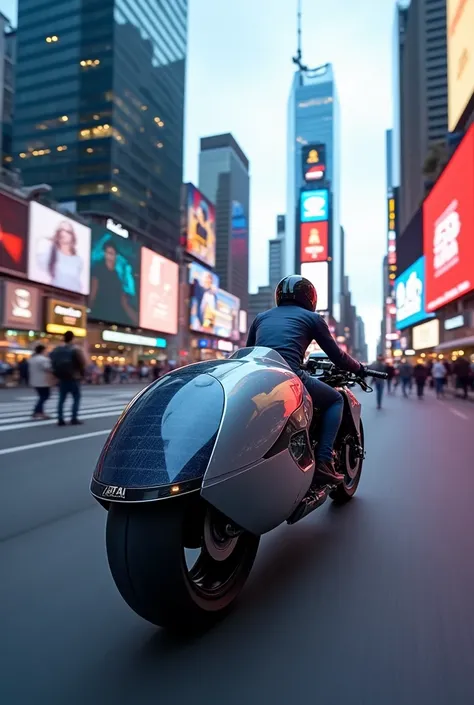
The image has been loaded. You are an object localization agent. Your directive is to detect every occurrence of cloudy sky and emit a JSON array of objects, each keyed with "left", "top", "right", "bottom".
[{"left": 3, "top": 0, "right": 396, "bottom": 356}]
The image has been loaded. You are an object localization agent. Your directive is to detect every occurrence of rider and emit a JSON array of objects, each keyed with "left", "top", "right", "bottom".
[{"left": 246, "top": 275, "right": 366, "bottom": 487}]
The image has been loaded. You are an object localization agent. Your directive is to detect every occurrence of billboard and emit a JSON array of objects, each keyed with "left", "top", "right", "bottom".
[
  {"left": 423, "top": 124, "right": 474, "bottom": 312},
  {"left": 412, "top": 319, "right": 440, "bottom": 351},
  {"left": 231, "top": 200, "right": 249, "bottom": 277},
  {"left": 300, "top": 221, "right": 329, "bottom": 262},
  {"left": 189, "top": 262, "right": 239, "bottom": 339},
  {"left": 46, "top": 298, "right": 87, "bottom": 338},
  {"left": 300, "top": 189, "right": 329, "bottom": 223},
  {"left": 186, "top": 183, "right": 216, "bottom": 268},
  {"left": 395, "top": 257, "right": 434, "bottom": 330},
  {"left": 89, "top": 226, "right": 140, "bottom": 326},
  {"left": 27, "top": 202, "right": 91, "bottom": 295},
  {"left": 2, "top": 281, "right": 41, "bottom": 330},
  {"left": 302, "top": 144, "right": 326, "bottom": 183},
  {"left": 0, "top": 193, "right": 28, "bottom": 275},
  {"left": 300, "top": 261, "right": 329, "bottom": 311},
  {"left": 139, "top": 247, "right": 178, "bottom": 335},
  {"left": 447, "top": 0, "right": 474, "bottom": 132}
]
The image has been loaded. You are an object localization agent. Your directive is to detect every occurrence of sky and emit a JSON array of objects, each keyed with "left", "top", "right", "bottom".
[{"left": 2, "top": 0, "right": 396, "bottom": 357}]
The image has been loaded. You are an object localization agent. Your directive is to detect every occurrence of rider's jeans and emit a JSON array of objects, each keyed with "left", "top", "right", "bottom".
[{"left": 300, "top": 372, "right": 344, "bottom": 462}]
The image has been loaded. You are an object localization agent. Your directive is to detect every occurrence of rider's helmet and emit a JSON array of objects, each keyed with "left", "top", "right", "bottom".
[{"left": 275, "top": 275, "right": 317, "bottom": 312}]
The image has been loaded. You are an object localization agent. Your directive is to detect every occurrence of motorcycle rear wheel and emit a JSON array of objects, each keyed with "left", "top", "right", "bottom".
[
  {"left": 330, "top": 420, "right": 364, "bottom": 504},
  {"left": 106, "top": 496, "right": 259, "bottom": 630}
]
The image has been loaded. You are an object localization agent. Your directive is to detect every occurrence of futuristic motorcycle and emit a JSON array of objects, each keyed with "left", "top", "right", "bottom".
[{"left": 90, "top": 347, "right": 387, "bottom": 630}]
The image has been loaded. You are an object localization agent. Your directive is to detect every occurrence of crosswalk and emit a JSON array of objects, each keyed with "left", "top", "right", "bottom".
[{"left": 0, "top": 388, "right": 142, "bottom": 432}]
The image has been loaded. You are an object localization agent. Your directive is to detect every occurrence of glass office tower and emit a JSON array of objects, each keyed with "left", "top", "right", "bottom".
[
  {"left": 13, "top": 0, "right": 187, "bottom": 261},
  {"left": 286, "top": 63, "right": 341, "bottom": 321}
]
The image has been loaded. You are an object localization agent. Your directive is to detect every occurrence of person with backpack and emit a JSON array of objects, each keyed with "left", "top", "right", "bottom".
[{"left": 50, "top": 331, "right": 86, "bottom": 426}]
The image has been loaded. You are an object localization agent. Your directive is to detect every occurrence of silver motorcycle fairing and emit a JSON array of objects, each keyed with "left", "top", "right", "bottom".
[
  {"left": 341, "top": 386, "right": 362, "bottom": 438},
  {"left": 201, "top": 347, "right": 315, "bottom": 535}
]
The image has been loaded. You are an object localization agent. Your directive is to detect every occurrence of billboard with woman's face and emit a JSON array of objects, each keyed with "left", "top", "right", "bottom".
[
  {"left": 186, "top": 184, "right": 216, "bottom": 268},
  {"left": 89, "top": 226, "right": 140, "bottom": 327},
  {"left": 27, "top": 202, "right": 91, "bottom": 295}
]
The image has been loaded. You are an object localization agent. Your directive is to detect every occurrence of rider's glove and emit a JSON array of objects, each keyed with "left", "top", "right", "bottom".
[{"left": 359, "top": 364, "right": 368, "bottom": 377}]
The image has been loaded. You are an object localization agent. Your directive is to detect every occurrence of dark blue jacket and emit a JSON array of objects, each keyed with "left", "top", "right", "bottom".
[{"left": 246, "top": 305, "right": 361, "bottom": 375}]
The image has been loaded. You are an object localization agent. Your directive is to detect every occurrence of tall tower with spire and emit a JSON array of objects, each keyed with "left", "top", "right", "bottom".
[{"left": 286, "top": 0, "right": 341, "bottom": 321}]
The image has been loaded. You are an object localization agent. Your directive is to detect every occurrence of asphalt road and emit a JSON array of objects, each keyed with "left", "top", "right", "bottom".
[{"left": 1, "top": 381, "right": 474, "bottom": 705}]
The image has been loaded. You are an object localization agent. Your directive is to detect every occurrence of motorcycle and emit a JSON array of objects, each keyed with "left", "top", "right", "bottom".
[{"left": 90, "top": 347, "right": 387, "bottom": 630}]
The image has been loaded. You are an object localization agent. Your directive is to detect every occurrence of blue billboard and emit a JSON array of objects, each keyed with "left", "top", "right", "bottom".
[
  {"left": 395, "top": 256, "right": 434, "bottom": 330},
  {"left": 300, "top": 189, "right": 329, "bottom": 223}
]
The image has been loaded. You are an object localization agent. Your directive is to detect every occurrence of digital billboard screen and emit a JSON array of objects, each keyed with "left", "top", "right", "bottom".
[
  {"left": 0, "top": 193, "right": 28, "bottom": 275},
  {"left": 186, "top": 183, "right": 216, "bottom": 268},
  {"left": 395, "top": 256, "right": 434, "bottom": 330},
  {"left": 139, "top": 247, "right": 178, "bottom": 335},
  {"left": 28, "top": 202, "right": 91, "bottom": 295},
  {"left": 300, "top": 261, "right": 329, "bottom": 312},
  {"left": 300, "top": 221, "right": 329, "bottom": 262},
  {"left": 302, "top": 144, "right": 326, "bottom": 183},
  {"left": 412, "top": 319, "right": 440, "bottom": 351},
  {"left": 189, "top": 262, "right": 239, "bottom": 339},
  {"left": 447, "top": 0, "right": 474, "bottom": 132},
  {"left": 2, "top": 281, "right": 41, "bottom": 330},
  {"left": 423, "top": 124, "right": 474, "bottom": 312},
  {"left": 300, "top": 189, "right": 329, "bottom": 223},
  {"left": 89, "top": 226, "right": 140, "bottom": 326}
]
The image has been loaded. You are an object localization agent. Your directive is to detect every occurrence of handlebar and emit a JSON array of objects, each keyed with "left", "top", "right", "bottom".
[
  {"left": 301, "top": 359, "right": 388, "bottom": 390},
  {"left": 365, "top": 368, "right": 389, "bottom": 380}
]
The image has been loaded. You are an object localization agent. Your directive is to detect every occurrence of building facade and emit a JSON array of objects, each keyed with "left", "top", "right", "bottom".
[
  {"left": 198, "top": 133, "right": 250, "bottom": 310},
  {"left": 1, "top": 14, "right": 15, "bottom": 171},
  {"left": 398, "top": 0, "right": 448, "bottom": 231},
  {"left": 268, "top": 214, "right": 285, "bottom": 288},
  {"left": 286, "top": 63, "right": 341, "bottom": 320},
  {"left": 13, "top": 0, "right": 187, "bottom": 262}
]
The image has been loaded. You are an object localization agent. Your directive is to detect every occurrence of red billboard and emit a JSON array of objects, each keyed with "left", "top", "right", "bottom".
[
  {"left": 300, "top": 221, "right": 328, "bottom": 263},
  {"left": 0, "top": 193, "right": 28, "bottom": 275},
  {"left": 423, "top": 124, "right": 474, "bottom": 311}
]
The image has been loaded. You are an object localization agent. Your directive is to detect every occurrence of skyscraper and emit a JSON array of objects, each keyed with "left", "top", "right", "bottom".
[
  {"left": 198, "top": 133, "right": 250, "bottom": 311},
  {"left": 268, "top": 214, "right": 285, "bottom": 288},
  {"left": 398, "top": 0, "right": 447, "bottom": 231},
  {"left": 286, "top": 63, "right": 341, "bottom": 320},
  {"left": 13, "top": 0, "right": 187, "bottom": 261}
]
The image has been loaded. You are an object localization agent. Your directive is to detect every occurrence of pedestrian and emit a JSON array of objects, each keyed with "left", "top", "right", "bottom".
[
  {"left": 413, "top": 360, "right": 429, "bottom": 399},
  {"left": 398, "top": 358, "right": 413, "bottom": 398},
  {"left": 50, "top": 330, "right": 86, "bottom": 426},
  {"left": 370, "top": 354, "right": 387, "bottom": 410},
  {"left": 432, "top": 359, "right": 447, "bottom": 399},
  {"left": 17, "top": 357, "right": 29, "bottom": 386},
  {"left": 103, "top": 363, "right": 112, "bottom": 384},
  {"left": 386, "top": 363, "right": 395, "bottom": 394},
  {"left": 453, "top": 355, "right": 471, "bottom": 400},
  {"left": 27, "top": 344, "right": 53, "bottom": 419}
]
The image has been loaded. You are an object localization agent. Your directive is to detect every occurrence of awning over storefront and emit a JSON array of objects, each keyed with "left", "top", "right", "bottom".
[{"left": 436, "top": 335, "right": 474, "bottom": 351}]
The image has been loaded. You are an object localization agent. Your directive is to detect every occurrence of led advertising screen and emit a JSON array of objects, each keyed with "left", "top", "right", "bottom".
[
  {"left": 89, "top": 226, "right": 140, "bottom": 326},
  {"left": 46, "top": 298, "right": 87, "bottom": 338},
  {"left": 231, "top": 200, "right": 249, "bottom": 279},
  {"left": 2, "top": 281, "right": 41, "bottom": 330},
  {"left": 300, "top": 261, "right": 329, "bottom": 312},
  {"left": 189, "top": 262, "right": 239, "bottom": 339},
  {"left": 27, "top": 202, "right": 91, "bottom": 295},
  {"left": 300, "top": 221, "right": 329, "bottom": 263},
  {"left": 423, "top": 124, "right": 474, "bottom": 312},
  {"left": 300, "top": 189, "right": 329, "bottom": 223},
  {"left": 140, "top": 247, "right": 178, "bottom": 335},
  {"left": 302, "top": 144, "right": 326, "bottom": 183},
  {"left": 412, "top": 319, "right": 440, "bottom": 351},
  {"left": 186, "top": 183, "right": 216, "bottom": 268},
  {"left": 0, "top": 193, "right": 28, "bottom": 275},
  {"left": 395, "top": 256, "right": 434, "bottom": 330},
  {"left": 447, "top": 0, "right": 474, "bottom": 132}
]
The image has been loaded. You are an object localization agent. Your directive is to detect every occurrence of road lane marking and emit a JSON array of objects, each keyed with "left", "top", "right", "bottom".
[
  {"left": 0, "top": 429, "right": 111, "bottom": 455},
  {"left": 448, "top": 407, "right": 469, "bottom": 420},
  {"left": 0, "top": 409, "right": 123, "bottom": 432},
  {"left": 0, "top": 403, "right": 126, "bottom": 421}
]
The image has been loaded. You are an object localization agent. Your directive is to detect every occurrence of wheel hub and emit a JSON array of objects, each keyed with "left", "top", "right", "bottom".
[{"left": 203, "top": 512, "right": 239, "bottom": 562}]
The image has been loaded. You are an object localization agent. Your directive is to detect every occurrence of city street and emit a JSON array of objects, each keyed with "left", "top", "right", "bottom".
[{"left": 1, "top": 383, "right": 474, "bottom": 705}]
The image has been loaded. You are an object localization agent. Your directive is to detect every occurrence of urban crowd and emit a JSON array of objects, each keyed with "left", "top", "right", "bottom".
[
  {"left": 369, "top": 354, "right": 474, "bottom": 409},
  {"left": 0, "top": 331, "right": 174, "bottom": 426}
]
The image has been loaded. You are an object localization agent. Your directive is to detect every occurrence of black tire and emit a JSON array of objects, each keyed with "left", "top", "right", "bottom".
[
  {"left": 330, "top": 420, "right": 364, "bottom": 504},
  {"left": 106, "top": 496, "right": 259, "bottom": 630}
]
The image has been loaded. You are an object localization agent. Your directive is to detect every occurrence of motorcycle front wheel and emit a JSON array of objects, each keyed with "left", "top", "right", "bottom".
[
  {"left": 106, "top": 496, "right": 260, "bottom": 630},
  {"left": 330, "top": 420, "right": 364, "bottom": 504}
]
